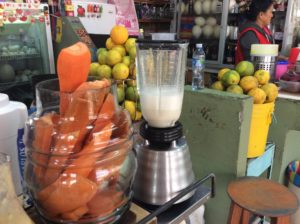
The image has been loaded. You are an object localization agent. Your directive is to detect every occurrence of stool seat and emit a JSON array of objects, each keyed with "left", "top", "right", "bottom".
[{"left": 228, "top": 177, "right": 298, "bottom": 218}]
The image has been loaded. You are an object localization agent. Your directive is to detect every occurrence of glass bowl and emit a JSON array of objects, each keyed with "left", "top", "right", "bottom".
[{"left": 24, "top": 79, "right": 136, "bottom": 223}]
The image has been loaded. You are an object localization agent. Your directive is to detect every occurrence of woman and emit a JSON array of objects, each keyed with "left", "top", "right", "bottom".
[{"left": 235, "top": 0, "right": 274, "bottom": 64}]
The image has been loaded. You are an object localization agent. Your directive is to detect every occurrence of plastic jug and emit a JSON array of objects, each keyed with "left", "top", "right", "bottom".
[{"left": 0, "top": 94, "right": 27, "bottom": 197}]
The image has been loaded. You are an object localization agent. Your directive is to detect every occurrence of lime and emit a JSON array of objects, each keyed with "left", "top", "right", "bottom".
[
  {"left": 125, "top": 38, "right": 136, "bottom": 53},
  {"left": 117, "top": 86, "right": 125, "bottom": 103},
  {"left": 96, "top": 65, "right": 112, "bottom": 79},
  {"left": 96, "top": 48, "right": 107, "bottom": 56},
  {"left": 122, "top": 56, "right": 131, "bottom": 67},
  {"left": 112, "top": 45, "right": 126, "bottom": 57},
  {"left": 126, "top": 79, "right": 137, "bottom": 87},
  {"left": 124, "top": 100, "right": 136, "bottom": 120},
  {"left": 98, "top": 51, "right": 108, "bottom": 65},
  {"left": 125, "top": 86, "right": 138, "bottom": 101},
  {"left": 106, "top": 50, "right": 122, "bottom": 66},
  {"left": 89, "top": 63, "right": 100, "bottom": 76},
  {"left": 112, "top": 63, "right": 129, "bottom": 80},
  {"left": 235, "top": 61, "right": 254, "bottom": 76},
  {"left": 128, "top": 46, "right": 136, "bottom": 59}
]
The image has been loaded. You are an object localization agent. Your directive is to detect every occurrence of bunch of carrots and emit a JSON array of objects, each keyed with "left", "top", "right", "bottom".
[{"left": 27, "top": 42, "right": 133, "bottom": 221}]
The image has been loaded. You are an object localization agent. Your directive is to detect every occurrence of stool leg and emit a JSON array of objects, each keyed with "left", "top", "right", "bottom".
[
  {"left": 227, "top": 202, "right": 242, "bottom": 224},
  {"left": 271, "top": 216, "right": 291, "bottom": 224},
  {"left": 242, "top": 210, "right": 251, "bottom": 224}
]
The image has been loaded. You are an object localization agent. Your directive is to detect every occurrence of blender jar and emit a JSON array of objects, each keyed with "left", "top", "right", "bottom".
[
  {"left": 24, "top": 79, "right": 136, "bottom": 223},
  {"left": 136, "top": 40, "right": 188, "bottom": 128}
]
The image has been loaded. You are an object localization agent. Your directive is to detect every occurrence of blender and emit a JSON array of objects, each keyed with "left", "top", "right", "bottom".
[{"left": 133, "top": 40, "right": 195, "bottom": 205}]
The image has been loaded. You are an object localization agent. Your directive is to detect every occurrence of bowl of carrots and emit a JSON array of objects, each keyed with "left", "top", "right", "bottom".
[{"left": 24, "top": 78, "right": 136, "bottom": 223}]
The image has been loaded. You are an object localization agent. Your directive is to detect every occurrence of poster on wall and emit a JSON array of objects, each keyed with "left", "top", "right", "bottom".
[{"left": 108, "top": 0, "right": 139, "bottom": 36}]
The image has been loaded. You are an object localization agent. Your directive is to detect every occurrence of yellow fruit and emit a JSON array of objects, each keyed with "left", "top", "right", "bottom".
[
  {"left": 239, "top": 76, "right": 258, "bottom": 93},
  {"left": 124, "top": 100, "right": 136, "bottom": 120},
  {"left": 106, "top": 50, "right": 122, "bottom": 66},
  {"left": 134, "top": 111, "right": 142, "bottom": 121},
  {"left": 112, "top": 63, "right": 129, "bottom": 80},
  {"left": 112, "top": 45, "right": 126, "bottom": 57},
  {"left": 122, "top": 56, "right": 131, "bottom": 67},
  {"left": 125, "top": 38, "right": 137, "bottom": 53},
  {"left": 97, "top": 51, "right": 108, "bottom": 65},
  {"left": 96, "top": 65, "right": 112, "bottom": 79},
  {"left": 261, "top": 83, "right": 278, "bottom": 103},
  {"left": 248, "top": 88, "right": 266, "bottom": 104},
  {"left": 128, "top": 46, "right": 136, "bottom": 59},
  {"left": 226, "top": 84, "right": 243, "bottom": 94},
  {"left": 235, "top": 61, "right": 254, "bottom": 76},
  {"left": 217, "top": 68, "right": 230, "bottom": 81},
  {"left": 254, "top": 70, "right": 270, "bottom": 85},
  {"left": 89, "top": 63, "right": 100, "bottom": 76},
  {"left": 221, "top": 70, "right": 240, "bottom": 86},
  {"left": 211, "top": 81, "right": 225, "bottom": 91},
  {"left": 110, "top": 25, "right": 128, "bottom": 45},
  {"left": 105, "top": 37, "right": 116, "bottom": 50}
]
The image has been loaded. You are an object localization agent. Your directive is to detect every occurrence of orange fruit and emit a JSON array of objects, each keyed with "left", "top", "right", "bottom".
[{"left": 110, "top": 25, "right": 128, "bottom": 45}]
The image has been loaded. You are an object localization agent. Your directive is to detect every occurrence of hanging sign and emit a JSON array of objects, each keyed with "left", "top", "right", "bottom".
[{"left": 108, "top": 0, "right": 139, "bottom": 36}]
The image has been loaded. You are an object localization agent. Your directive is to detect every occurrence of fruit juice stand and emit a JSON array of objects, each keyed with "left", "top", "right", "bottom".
[{"left": 0, "top": 23, "right": 218, "bottom": 223}]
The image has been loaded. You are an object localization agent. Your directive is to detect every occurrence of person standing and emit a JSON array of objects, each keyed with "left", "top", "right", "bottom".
[{"left": 235, "top": 0, "right": 274, "bottom": 64}]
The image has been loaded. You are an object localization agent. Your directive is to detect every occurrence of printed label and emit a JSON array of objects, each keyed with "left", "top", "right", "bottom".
[
  {"left": 192, "top": 58, "right": 204, "bottom": 70},
  {"left": 17, "top": 128, "right": 32, "bottom": 207}
]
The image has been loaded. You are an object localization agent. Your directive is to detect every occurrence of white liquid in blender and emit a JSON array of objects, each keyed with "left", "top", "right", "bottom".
[{"left": 140, "top": 87, "right": 183, "bottom": 128}]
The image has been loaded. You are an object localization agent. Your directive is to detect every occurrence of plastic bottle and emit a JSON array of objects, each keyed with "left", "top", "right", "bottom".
[
  {"left": 0, "top": 94, "right": 28, "bottom": 205},
  {"left": 192, "top": 43, "right": 205, "bottom": 90}
]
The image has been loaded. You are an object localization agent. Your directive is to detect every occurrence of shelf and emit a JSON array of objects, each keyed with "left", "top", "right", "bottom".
[
  {"left": 138, "top": 18, "right": 172, "bottom": 23},
  {"left": 0, "top": 53, "right": 41, "bottom": 61},
  {"left": 134, "top": 0, "right": 170, "bottom": 5},
  {"left": 0, "top": 81, "right": 30, "bottom": 92}
]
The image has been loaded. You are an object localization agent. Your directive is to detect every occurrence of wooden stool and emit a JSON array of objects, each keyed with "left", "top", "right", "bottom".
[{"left": 227, "top": 177, "right": 298, "bottom": 224}]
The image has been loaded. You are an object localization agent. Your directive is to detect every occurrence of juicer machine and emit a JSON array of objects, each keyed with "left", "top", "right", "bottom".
[{"left": 133, "top": 40, "right": 195, "bottom": 205}]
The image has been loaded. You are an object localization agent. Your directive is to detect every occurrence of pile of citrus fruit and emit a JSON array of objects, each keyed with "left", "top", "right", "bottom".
[
  {"left": 211, "top": 61, "right": 279, "bottom": 104},
  {"left": 89, "top": 25, "right": 141, "bottom": 121}
]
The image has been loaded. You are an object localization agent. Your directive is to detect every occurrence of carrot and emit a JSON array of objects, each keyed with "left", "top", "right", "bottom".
[
  {"left": 87, "top": 188, "right": 124, "bottom": 217},
  {"left": 57, "top": 42, "right": 91, "bottom": 115},
  {"left": 43, "top": 80, "right": 112, "bottom": 185},
  {"left": 43, "top": 131, "right": 80, "bottom": 186},
  {"left": 111, "top": 109, "right": 131, "bottom": 139},
  {"left": 61, "top": 205, "right": 89, "bottom": 221},
  {"left": 87, "top": 138, "right": 132, "bottom": 185},
  {"left": 63, "top": 122, "right": 113, "bottom": 177},
  {"left": 38, "top": 174, "right": 97, "bottom": 216},
  {"left": 98, "top": 93, "right": 116, "bottom": 120},
  {"left": 32, "top": 113, "right": 56, "bottom": 185}
]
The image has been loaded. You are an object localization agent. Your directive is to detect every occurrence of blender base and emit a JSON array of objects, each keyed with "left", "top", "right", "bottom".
[{"left": 133, "top": 135, "right": 195, "bottom": 206}]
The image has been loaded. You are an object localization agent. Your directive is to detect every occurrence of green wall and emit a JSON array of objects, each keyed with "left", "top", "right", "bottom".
[
  {"left": 180, "top": 87, "right": 253, "bottom": 224},
  {"left": 180, "top": 88, "right": 300, "bottom": 223},
  {"left": 268, "top": 98, "right": 300, "bottom": 183}
]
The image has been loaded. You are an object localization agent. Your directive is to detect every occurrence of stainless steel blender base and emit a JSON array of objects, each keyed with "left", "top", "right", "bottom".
[{"left": 133, "top": 137, "right": 195, "bottom": 205}]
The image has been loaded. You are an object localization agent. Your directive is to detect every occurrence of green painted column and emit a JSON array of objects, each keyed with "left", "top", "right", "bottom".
[
  {"left": 180, "top": 86, "right": 253, "bottom": 224},
  {"left": 268, "top": 97, "right": 300, "bottom": 183}
]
